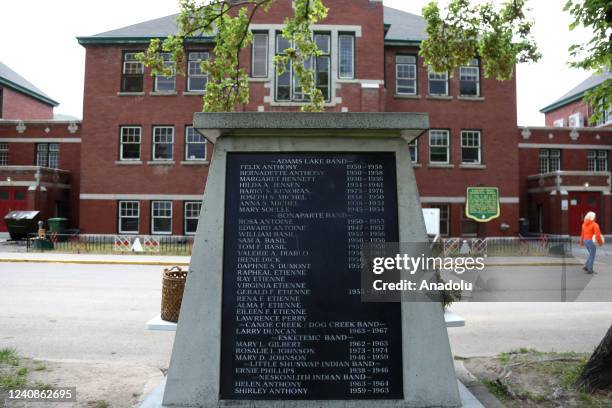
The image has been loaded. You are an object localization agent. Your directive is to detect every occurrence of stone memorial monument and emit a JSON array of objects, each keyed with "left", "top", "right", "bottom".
[{"left": 162, "top": 112, "right": 461, "bottom": 407}]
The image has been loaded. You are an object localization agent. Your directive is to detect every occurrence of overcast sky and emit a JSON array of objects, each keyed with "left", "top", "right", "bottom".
[{"left": 0, "top": 0, "right": 593, "bottom": 125}]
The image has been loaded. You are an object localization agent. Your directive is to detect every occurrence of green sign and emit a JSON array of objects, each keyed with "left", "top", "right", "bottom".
[{"left": 465, "top": 187, "right": 500, "bottom": 222}]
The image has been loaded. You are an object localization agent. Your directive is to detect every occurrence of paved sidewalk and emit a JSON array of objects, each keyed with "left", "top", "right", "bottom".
[{"left": 0, "top": 251, "right": 190, "bottom": 266}]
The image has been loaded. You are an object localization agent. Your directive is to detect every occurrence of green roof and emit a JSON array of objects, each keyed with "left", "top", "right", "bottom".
[
  {"left": 0, "top": 61, "right": 59, "bottom": 107},
  {"left": 540, "top": 71, "right": 611, "bottom": 113}
]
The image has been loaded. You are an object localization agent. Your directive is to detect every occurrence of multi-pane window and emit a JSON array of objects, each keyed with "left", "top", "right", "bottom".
[
  {"left": 314, "top": 33, "right": 331, "bottom": 101},
  {"left": 539, "top": 149, "right": 561, "bottom": 173},
  {"left": 184, "top": 201, "right": 202, "bottom": 235},
  {"left": 428, "top": 70, "right": 448, "bottom": 95},
  {"left": 153, "top": 127, "right": 174, "bottom": 160},
  {"left": 595, "top": 101, "right": 611, "bottom": 126},
  {"left": 587, "top": 150, "right": 608, "bottom": 171},
  {"left": 408, "top": 138, "right": 418, "bottom": 163},
  {"left": 459, "top": 59, "right": 480, "bottom": 97},
  {"left": 461, "top": 130, "right": 482, "bottom": 164},
  {"left": 187, "top": 52, "right": 209, "bottom": 92},
  {"left": 154, "top": 53, "right": 176, "bottom": 92},
  {"left": 251, "top": 33, "right": 268, "bottom": 78},
  {"left": 275, "top": 33, "right": 331, "bottom": 102},
  {"left": 118, "top": 201, "right": 139, "bottom": 234},
  {"left": 119, "top": 126, "right": 141, "bottom": 160},
  {"left": 0, "top": 143, "right": 7, "bottom": 166},
  {"left": 185, "top": 126, "right": 207, "bottom": 161},
  {"left": 429, "top": 130, "right": 450, "bottom": 164},
  {"left": 36, "top": 143, "right": 59, "bottom": 168},
  {"left": 430, "top": 204, "right": 450, "bottom": 236},
  {"left": 396, "top": 55, "right": 417, "bottom": 95},
  {"left": 152, "top": 201, "right": 172, "bottom": 235},
  {"left": 338, "top": 34, "right": 355, "bottom": 79},
  {"left": 121, "top": 52, "right": 144, "bottom": 92}
]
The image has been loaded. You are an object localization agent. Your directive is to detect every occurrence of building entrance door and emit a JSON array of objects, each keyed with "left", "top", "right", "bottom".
[
  {"left": 568, "top": 192, "right": 601, "bottom": 236},
  {"left": 0, "top": 188, "right": 28, "bottom": 232}
]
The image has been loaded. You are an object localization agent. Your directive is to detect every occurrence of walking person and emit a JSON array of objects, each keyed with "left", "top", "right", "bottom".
[{"left": 580, "top": 211, "right": 605, "bottom": 274}]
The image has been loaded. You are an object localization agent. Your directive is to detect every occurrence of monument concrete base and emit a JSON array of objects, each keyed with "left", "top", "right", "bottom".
[{"left": 140, "top": 377, "right": 485, "bottom": 408}]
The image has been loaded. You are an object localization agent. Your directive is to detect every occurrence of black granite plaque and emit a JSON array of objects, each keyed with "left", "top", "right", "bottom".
[{"left": 220, "top": 152, "right": 402, "bottom": 400}]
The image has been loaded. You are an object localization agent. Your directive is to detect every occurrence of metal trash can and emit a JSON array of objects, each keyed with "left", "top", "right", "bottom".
[
  {"left": 47, "top": 217, "right": 68, "bottom": 241},
  {"left": 3, "top": 211, "right": 40, "bottom": 240},
  {"left": 519, "top": 218, "right": 529, "bottom": 236}
]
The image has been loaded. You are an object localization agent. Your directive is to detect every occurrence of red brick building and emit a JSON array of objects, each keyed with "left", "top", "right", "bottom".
[
  {"left": 519, "top": 126, "right": 611, "bottom": 236},
  {"left": 540, "top": 71, "right": 611, "bottom": 128},
  {"left": 0, "top": 61, "right": 82, "bottom": 232},
  {"left": 76, "top": 1, "right": 520, "bottom": 237}
]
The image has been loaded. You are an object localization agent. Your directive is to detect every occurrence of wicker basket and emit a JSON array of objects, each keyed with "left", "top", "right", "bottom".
[{"left": 161, "top": 266, "right": 188, "bottom": 322}]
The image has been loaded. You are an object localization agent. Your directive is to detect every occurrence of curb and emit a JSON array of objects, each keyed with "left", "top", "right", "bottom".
[{"left": 0, "top": 258, "right": 190, "bottom": 266}]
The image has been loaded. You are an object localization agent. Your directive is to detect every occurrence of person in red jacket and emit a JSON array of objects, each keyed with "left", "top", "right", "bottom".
[{"left": 579, "top": 211, "right": 604, "bottom": 274}]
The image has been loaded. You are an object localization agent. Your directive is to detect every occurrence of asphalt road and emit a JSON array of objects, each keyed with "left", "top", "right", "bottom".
[
  {"left": 0, "top": 263, "right": 175, "bottom": 368},
  {"left": 0, "top": 260, "right": 611, "bottom": 367}
]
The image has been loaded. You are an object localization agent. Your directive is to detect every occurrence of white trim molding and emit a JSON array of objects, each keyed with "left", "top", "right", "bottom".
[
  {"left": 519, "top": 143, "right": 612, "bottom": 150},
  {"left": 528, "top": 185, "right": 611, "bottom": 193},
  {"left": 527, "top": 170, "right": 611, "bottom": 180},
  {"left": 0, "top": 137, "right": 81, "bottom": 143},
  {"left": 80, "top": 194, "right": 203, "bottom": 200},
  {"left": 420, "top": 196, "right": 519, "bottom": 204},
  {"left": 0, "top": 181, "right": 70, "bottom": 189}
]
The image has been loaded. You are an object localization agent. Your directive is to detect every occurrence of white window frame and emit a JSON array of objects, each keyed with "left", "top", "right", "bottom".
[
  {"left": 0, "top": 143, "right": 7, "bottom": 166},
  {"left": 154, "top": 53, "right": 176, "bottom": 92},
  {"left": 430, "top": 204, "right": 450, "bottom": 236},
  {"left": 36, "top": 143, "right": 60, "bottom": 169},
  {"left": 396, "top": 55, "right": 417, "bottom": 96},
  {"left": 459, "top": 59, "right": 480, "bottom": 97},
  {"left": 121, "top": 51, "right": 144, "bottom": 92},
  {"left": 184, "top": 201, "right": 202, "bottom": 235},
  {"left": 119, "top": 126, "right": 141, "bottom": 161},
  {"left": 151, "top": 201, "right": 172, "bottom": 235},
  {"left": 429, "top": 130, "right": 450, "bottom": 164},
  {"left": 539, "top": 149, "right": 561, "bottom": 173},
  {"left": 251, "top": 32, "right": 269, "bottom": 78},
  {"left": 187, "top": 51, "right": 209, "bottom": 92},
  {"left": 118, "top": 201, "right": 139, "bottom": 234},
  {"left": 460, "top": 130, "right": 482, "bottom": 164},
  {"left": 408, "top": 138, "right": 418, "bottom": 163},
  {"left": 428, "top": 70, "right": 449, "bottom": 96},
  {"left": 185, "top": 126, "right": 208, "bottom": 161},
  {"left": 587, "top": 150, "right": 609, "bottom": 172},
  {"left": 338, "top": 33, "right": 355, "bottom": 80},
  {"left": 153, "top": 126, "right": 174, "bottom": 160},
  {"left": 275, "top": 32, "right": 331, "bottom": 102}
]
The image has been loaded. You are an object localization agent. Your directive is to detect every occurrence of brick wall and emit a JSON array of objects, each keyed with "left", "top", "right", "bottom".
[
  {"left": 79, "top": 1, "right": 522, "bottom": 236},
  {"left": 0, "top": 87, "right": 54, "bottom": 120},
  {"left": 0, "top": 122, "right": 81, "bottom": 228}
]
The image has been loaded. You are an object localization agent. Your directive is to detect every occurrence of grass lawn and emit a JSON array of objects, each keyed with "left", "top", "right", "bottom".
[{"left": 465, "top": 348, "right": 612, "bottom": 407}]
